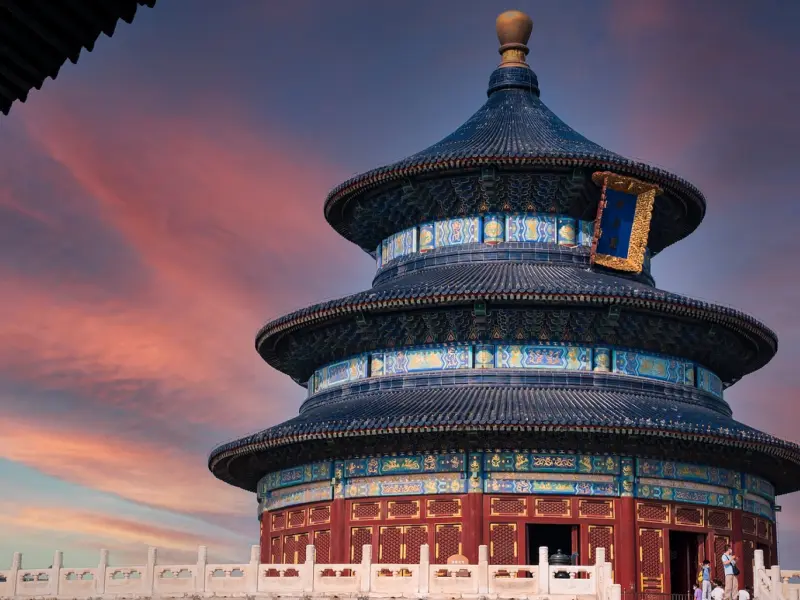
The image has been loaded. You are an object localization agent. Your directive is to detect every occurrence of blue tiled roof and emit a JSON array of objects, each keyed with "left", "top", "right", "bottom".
[
  {"left": 256, "top": 263, "right": 777, "bottom": 371},
  {"left": 208, "top": 385, "right": 800, "bottom": 490},
  {"left": 324, "top": 66, "right": 706, "bottom": 236}
]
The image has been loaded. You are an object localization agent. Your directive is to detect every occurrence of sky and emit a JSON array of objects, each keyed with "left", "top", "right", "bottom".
[{"left": 0, "top": 0, "right": 799, "bottom": 570}]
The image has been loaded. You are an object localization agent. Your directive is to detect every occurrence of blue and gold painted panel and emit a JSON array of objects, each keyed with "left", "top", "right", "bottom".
[
  {"left": 745, "top": 474, "right": 776, "bottom": 501},
  {"left": 486, "top": 473, "right": 618, "bottom": 496},
  {"left": 257, "top": 452, "right": 775, "bottom": 520},
  {"left": 434, "top": 217, "right": 480, "bottom": 248},
  {"left": 382, "top": 345, "right": 472, "bottom": 375},
  {"left": 506, "top": 213, "right": 556, "bottom": 243},
  {"left": 474, "top": 344, "right": 495, "bottom": 369},
  {"left": 310, "top": 343, "right": 723, "bottom": 399},
  {"left": 593, "top": 347, "right": 611, "bottom": 372},
  {"left": 263, "top": 481, "right": 333, "bottom": 511},
  {"left": 483, "top": 214, "right": 505, "bottom": 244},
  {"left": 346, "top": 473, "right": 467, "bottom": 498},
  {"left": 382, "top": 227, "right": 417, "bottom": 265},
  {"left": 419, "top": 223, "right": 435, "bottom": 252},
  {"left": 557, "top": 216, "right": 577, "bottom": 246},
  {"left": 483, "top": 452, "right": 619, "bottom": 475},
  {"left": 697, "top": 367, "right": 724, "bottom": 399},
  {"left": 495, "top": 345, "right": 592, "bottom": 370},
  {"left": 591, "top": 172, "right": 658, "bottom": 274},
  {"left": 375, "top": 212, "right": 616, "bottom": 270},
  {"left": 343, "top": 452, "right": 466, "bottom": 478},
  {"left": 637, "top": 459, "right": 741, "bottom": 489},
  {"left": 613, "top": 350, "right": 687, "bottom": 385},
  {"left": 313, "top": 354, "right": 368, "bottom": 393}
]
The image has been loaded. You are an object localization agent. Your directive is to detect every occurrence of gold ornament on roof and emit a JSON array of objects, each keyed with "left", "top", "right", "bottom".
[{"left": 496, "top": 10, "right": 533, "bottom": 68}]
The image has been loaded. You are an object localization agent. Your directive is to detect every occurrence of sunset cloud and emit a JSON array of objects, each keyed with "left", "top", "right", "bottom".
[{"left": 0, "top": 414, "right": 250, "bottom": 516}]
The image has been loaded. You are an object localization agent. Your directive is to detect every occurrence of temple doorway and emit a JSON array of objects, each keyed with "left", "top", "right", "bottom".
[
  {"left": 669, "top": 531, "right": 703, "bottom": 595},
  {"left": 526, "top": 524, "right": 578, "bottom": 564}
]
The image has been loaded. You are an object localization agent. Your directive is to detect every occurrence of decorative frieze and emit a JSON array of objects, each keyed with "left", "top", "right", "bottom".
[
  {"left": 375, "top": 212, "right": 624, "bottom": 270},
  {"left": 308, "top": 342, "right": 723, "bottom": 398},
  {"left": 257, "top": 453, "right": 774, "bottom": 520}
]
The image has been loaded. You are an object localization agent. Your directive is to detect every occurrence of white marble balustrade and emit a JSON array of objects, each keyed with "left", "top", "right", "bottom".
[{"left": 0, "top": 543, "right": 621, "bottom": 599}]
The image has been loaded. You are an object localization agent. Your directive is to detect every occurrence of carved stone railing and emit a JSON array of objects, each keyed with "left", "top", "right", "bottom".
[
  {"left": 753, "top": 549, "right": 799, "bottom": 600},
  {"left": 0, "top": 543, "right": 621, "bottom": 599}
]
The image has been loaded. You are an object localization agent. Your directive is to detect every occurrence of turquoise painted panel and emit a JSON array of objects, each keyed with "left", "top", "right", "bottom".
[
  {"left": 685, "top": 363, "right": 696, "bottom": 386},
  {"left": 486, "top": 477, "right": 619, "bottom": 496},
  {"left": 557, "top": 216, "right": 577, "bottom": 246},
  {"left": 746, "top": 474, "right": 776, "bottom": 500},
  {"left": 496, "top": 344, "right": 591, "bottom": 370},
  {"left": 637, "top": 459, "right": 741, "bottom": 488},
  {"left": 259, "top": 461, "right": 333, "bottom": 496},
  {"left": 636, "top": 482, "right": 735, "bottom": 508},
  {"left": 434, "top": 217, "right": 480, "bottom": 247},
  {"left": 315, "top": 354, "right": 368, "bottom": 392},
  {"left": 579, "top": 219, "right": 595, "bottom": 247},
  {"left": 483, "top": 453, "right": 619, "bottom": 474},
  {"left": 698, "top": 366, "right": 724, "bottom": 399},
  {"left": 345, "top": 473, "right": 467, "bottom": 498},
  {"left": 344, "top": 452, "right": 467, "bottom": 478},
  {"left": 419, "top": 223, "right": 435, "bottom": 252},
  {"left": 376, "top": 244, "right": 383, "bottom": 269},
  {"left": 506, "top": 213, "right": 556, "bottom": 243},
  {"left": 264, "top": 481, "right": 333, "bottom": 510},
  {"left": 613, "top": 350, "right": 686, "bottom": 384},
  {"left": 483, "top": 214, "right": 505, "bottom": 244},
  {"left": 743, "top": 497, "right": 775, "bottom": 520},
  {"left": 384, "top": 345, "right": 472, "bottom": 375}
]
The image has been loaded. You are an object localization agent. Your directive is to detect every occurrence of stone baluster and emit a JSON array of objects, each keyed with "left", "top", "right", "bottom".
[
  {"left": 51, "top": 550, "right": 63, "bottom": 597},
  {"left": 538, "top": 546, "right": 549, "bottom": 594},
  {"left": 144, "top": 546, "right": 157, "bottom": 595},
  {"left": 595, "top": 547, "right": 607, "bottom": 600},
  {"left": 360, "top": 544, "right": 372, "bottom": 593},
  {"left": 196, "top": 546, "right": 208, "bottom": 593},
  {"left": 246, "top": 544, "right": 260, "bottom": 594},
  {"left": 303, "top": 544, "right": 315, "bottom": 593},
  {"left": 97, "top": 549, "right": 109, "bottom": 595},
  {"left": 419, "top": 544, "right": 430, "bottom": 595},
  {"left": 478, "top": 544, "right": 489, "bottom": 594},
  {"left": 754, "top": 550, "right": 765, "bottom": 600},
  {"left": 9, "top": 552, "right": 21, "bottom": 598},
  {"left": 771, "top": 566, "right": 782, "bottom": 600},
  {"left": 611, "top": 582, "right": 622, "bottom": 600}
]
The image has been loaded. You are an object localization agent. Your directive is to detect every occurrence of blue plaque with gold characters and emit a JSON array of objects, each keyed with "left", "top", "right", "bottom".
[{"left": 590, "top": 172, "right": 660, "bottom": 273}]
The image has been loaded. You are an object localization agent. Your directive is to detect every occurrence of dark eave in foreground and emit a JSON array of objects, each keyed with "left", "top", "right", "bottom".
[{"left": 0, "top": 0, "right": 157, "bottom": 115}]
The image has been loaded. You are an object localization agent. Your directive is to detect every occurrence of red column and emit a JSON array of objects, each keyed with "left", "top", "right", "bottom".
[
  {"left": 462, "top": 493, "right": 483, "bottom": 563},
  {"left": 330, "top": 498, "right": 347, "bottom": 563},
  {"left": 732, "top": 509, "right": 745, "bottom": 591},
  {"left": 617, "top": 496, "right": 637, "bottom": 592},
  {"left": 259, "top": 511, "right": 270, "bottom": 563}
]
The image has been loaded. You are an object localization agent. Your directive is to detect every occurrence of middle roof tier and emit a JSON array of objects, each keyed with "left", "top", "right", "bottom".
[{"left": 256, "top": 262, "right": 776, "bottom": 386}]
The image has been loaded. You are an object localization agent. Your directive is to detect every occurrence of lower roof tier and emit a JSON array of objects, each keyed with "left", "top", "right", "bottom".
[
  {"left": 208, "top": 383, "right": 800, "bottom": 495},
  {"left": 256, "top": 263, "right": 777, "bottom": 385}
]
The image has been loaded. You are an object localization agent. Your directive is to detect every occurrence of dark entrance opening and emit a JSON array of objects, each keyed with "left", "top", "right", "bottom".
[
  {"left": 526, "top": 524, "right": 577, "bottom": 565},
  {"left": 670, "top": 531, "right": 703, "bottom": 595}
]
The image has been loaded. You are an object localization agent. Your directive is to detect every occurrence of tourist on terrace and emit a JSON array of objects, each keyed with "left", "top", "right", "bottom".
[
  {"left": 711, "top": 580, "right": 725, "bottom": 600},
  {"left": 700, "top": 559, "right": 712, "bottom": 600},
  {"left": 722, "top": 545, "right": 739, "bottom": 600}
]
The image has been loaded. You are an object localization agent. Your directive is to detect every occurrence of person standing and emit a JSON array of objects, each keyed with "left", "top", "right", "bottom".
[
  {"left": 722, "top": 545, "right": 739, "bottom": 600},
  {"left": 711, "top": 580, "right": 725, "bottom": 600},
  {"left": 694, "top": 584, "right": 703, "bottom": 600},
  {"left": 738, "top": 587, "right": 752, "bottom": 600},
  {"left": 700, "top": 559, "right": 712, "bottom": 600}
]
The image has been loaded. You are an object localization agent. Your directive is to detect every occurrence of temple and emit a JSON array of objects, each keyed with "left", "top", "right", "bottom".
[{"left": 209, "top": 10, "right": 800, "bottom": 595}]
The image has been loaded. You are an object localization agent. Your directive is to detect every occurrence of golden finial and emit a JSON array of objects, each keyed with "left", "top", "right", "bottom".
[{"left": 496, "top": 10, "right": 533, "bottom": 68}]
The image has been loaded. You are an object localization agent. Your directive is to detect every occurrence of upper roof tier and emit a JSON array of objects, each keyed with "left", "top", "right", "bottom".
[{"left": 324, "top": 11, "right": 705, "bottom": 255}]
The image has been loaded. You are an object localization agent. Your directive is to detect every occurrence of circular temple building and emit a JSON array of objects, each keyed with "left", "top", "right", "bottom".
[{"left": 209, "top": 11, "right": 799, "bottom": 595}]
